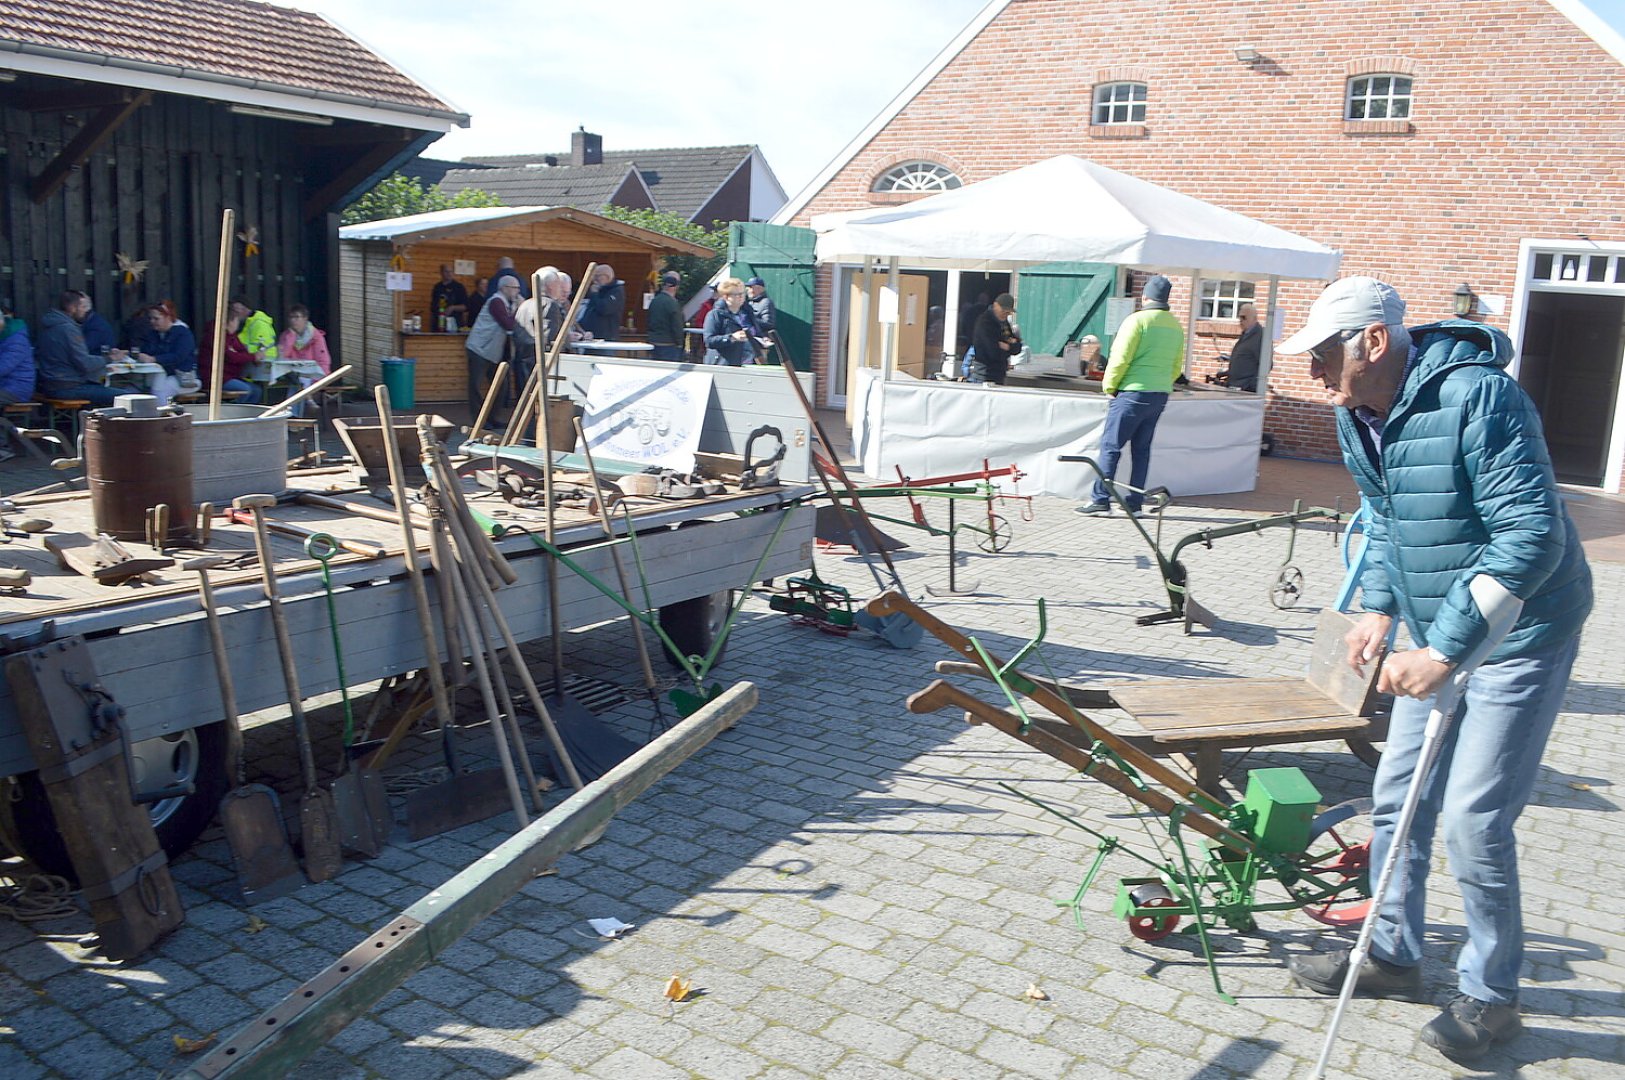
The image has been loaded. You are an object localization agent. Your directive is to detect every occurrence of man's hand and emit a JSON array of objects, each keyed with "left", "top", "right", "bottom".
[
  {"left": 1344, "top": 612, "right": 1393, "bottom": 674},
  {"left": 1378, "top": 647, "right": 1455, "bottom": 699}
]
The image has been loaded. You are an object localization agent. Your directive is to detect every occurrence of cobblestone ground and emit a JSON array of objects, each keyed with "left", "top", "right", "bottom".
[{"left": 2, "top": 470, "right": 1623, "bottom": 1079}]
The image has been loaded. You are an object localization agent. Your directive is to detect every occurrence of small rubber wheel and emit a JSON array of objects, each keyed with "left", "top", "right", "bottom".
[{"left": 1126, "top": 882, "right": 1182, "bottom": 941}]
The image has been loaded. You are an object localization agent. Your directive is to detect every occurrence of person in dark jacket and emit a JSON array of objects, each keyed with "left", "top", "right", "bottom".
[
  {"left": 1226, "top": 302, "right": 1263, "bottom": 392},
  {"left": 967, "top": 293, "right": 1020, "bottom": 384},
  {"left": 745, "top": 277, "right": 777, "bottom": 339},
  {"left": 36, "top": 290, "right": 117, "bottom": 406},
  {"left": 703, "top": 278, "right": 756, "bottom": 366},
  {"left": 80, "top": 298, "right": 116, "bottom": 359},
  {"left": 0, "top": 309, "right": 36, "bottom": 406},
  {"left": 647, "top": 271, "right": 685, "bottom": 360},
  {"left": 580, "top": 264, "right": 626, "bottom": 341},
  {"left": 1280, "top": 277, "right": 1592, "bottom": 1063}
]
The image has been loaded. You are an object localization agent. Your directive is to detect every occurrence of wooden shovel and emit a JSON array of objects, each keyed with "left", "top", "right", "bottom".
[
  {"left": 234, "top": 494, "right": 343, "bottom": 883},
  {"left": 187, "top": 556, "right": 302, "bottom": 902}
]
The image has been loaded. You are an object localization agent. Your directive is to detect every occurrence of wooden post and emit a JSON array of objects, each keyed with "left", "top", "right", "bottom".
[
  {"left": 208, "top": 209, "right": 235, "bottom": 420},
  {"left": 179, "top": 682, "right": 759, "bottom": 1080}
]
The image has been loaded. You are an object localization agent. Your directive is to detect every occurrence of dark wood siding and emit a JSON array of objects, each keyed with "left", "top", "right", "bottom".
[{"left": 0, "top": 85, "right": 350, "bottom": 352}]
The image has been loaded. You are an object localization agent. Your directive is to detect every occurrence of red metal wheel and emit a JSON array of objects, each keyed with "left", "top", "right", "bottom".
[
  {"left": 1126, "top": 882, "right": 1181, "bottom": 941},
  {"left": 1293, "top": 797, "right": 1375, "bottom": 927}
]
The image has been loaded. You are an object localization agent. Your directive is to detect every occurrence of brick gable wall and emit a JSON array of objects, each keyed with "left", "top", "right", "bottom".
[{"left": 791, "top": 0, "right": 1625, "bottom": 479}]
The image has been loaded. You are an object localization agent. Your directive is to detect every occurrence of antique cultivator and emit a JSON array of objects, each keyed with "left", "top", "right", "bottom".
[{"left": 868, "top": 591, "right": 1374, "bottom": 1001}]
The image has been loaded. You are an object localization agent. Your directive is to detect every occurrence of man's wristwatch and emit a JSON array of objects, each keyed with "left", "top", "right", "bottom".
[{"left": 1426, "top": 647, "right": 1457, "bottom": 668}]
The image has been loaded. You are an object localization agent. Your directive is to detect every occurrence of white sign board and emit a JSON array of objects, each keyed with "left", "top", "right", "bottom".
[
  {"left": 877, "top": 286, "right": 899, "bottom": 325},
  {"left": 1105, "top": 296, "right": 1135, "bottom": 334},
  {"left": 453, "top": 259, "right": 476, "bottom": 277},
  {"left": 581, "top": 368, "right": 714, "bottom": 471},
  {"left": 385, "top": 271, "right": 413, "bottom": 292}
]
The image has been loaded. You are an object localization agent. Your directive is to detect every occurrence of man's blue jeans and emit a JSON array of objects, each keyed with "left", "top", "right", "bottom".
[
  {"left": 1090, "top": 390, "right": 1168, "bottom": 509},
  {"left": 1368, "top": 634, "right": 1580, "bottom": 1004}
]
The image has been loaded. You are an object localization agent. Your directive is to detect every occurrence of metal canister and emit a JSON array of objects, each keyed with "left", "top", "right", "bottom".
[{"left": 84, "top": 398, "right": 195, "bottom": 542}]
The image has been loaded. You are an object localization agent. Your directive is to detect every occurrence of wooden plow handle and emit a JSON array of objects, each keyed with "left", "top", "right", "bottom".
[
  {"left": 906, "top": 678, "right": 1252, "bottom": 854},
  {"left": 867, "top": 589, "right": 1233, "bottom": 818}
]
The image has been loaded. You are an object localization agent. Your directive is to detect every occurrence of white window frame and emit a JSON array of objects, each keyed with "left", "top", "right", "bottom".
[
  {"left": 1197, "top": 278, "right": 1255, "bottom": 320},
  {"left": 872, "top": 161, "right": 963, "bottom": 193},
  {"left": 1346, "top": 74, "right": 1413, "bottom": 120},
  {"left": 1092, "top": 82, "right": 1147, "bottom": 126}
]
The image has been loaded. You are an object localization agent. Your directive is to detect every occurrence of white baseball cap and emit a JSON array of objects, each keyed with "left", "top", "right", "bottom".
[{"left": 1278, "top": 277, "right": 1407, "bottom": 355}]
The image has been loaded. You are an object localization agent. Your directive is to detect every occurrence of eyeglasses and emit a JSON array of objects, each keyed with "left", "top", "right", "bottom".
[{"left": 1309, "top": 328, "right": 1362, "bottom": 363}]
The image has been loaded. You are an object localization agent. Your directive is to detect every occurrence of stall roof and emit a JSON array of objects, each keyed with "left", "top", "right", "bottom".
[
  {"left": 812, "top": 155, "right": 1341, "bottom": 280},
  {"left": 338, "top": 205, "right": 713, "bottom": 256}
]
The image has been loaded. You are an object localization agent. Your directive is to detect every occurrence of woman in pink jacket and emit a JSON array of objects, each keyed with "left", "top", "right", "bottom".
[{"left": 275, "top": 304, "right": 331, "bottom": 373}]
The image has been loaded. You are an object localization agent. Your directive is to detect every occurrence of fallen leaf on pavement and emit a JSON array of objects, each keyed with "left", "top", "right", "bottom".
[
  {"left": 1024, "top": 983, "right": 1049, "bottom": 1001},
  {"left": 244, "top": 915, "right": 268, "bottom": 934},
  {"left": 664, "top": 974, "right": 693, "bottom": 1003},
  {"left": 173, "top": 1032, "right": 217, "bottom": 1054}
]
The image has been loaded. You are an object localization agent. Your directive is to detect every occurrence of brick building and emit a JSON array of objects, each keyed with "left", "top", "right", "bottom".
[{"left": 776, "top": 0, "right": 1625, "bottom": 490}]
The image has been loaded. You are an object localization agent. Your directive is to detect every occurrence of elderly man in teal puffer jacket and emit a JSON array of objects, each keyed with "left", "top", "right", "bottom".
[{"left": 1276, "top": 277, "right": 1591, "bottom": 1063}]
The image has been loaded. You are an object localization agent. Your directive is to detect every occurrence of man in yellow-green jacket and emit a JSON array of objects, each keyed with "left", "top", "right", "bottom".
[{"left": 1079, "top": 274, "right": 1185, "bottom": 514}]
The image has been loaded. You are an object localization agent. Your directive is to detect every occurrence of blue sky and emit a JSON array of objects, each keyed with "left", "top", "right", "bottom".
[{"left": 291, "top": 0, "right": 1625, "bottom": 204}]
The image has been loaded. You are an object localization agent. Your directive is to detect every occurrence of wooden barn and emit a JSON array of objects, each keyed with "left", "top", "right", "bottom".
[
  {"left": 0, "top": 0, "right": 467, "bottom": 356},
  {"left": 338, "top": 206, "right": 713, "bottom": 400}
]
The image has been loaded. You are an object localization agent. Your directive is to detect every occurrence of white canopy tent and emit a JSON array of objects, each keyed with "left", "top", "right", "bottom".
[
  {"left": 809, "top": 156, "right": 1342, "bottom": 497},
  {"left": 812, "top": 154, "right": 1340, "bottom": 279}
]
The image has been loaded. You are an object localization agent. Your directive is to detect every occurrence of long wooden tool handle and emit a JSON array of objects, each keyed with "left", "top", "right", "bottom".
[
  {"left": 225, "top": 509, "right": 384, "bottom": 560},
  {"left": 508, "top": 263, "right": 595, "bottom": 447},
  {"left": 868, "top": 590, "right": 1229, "bottom": 814},
  {"left": 467, "top": 361, "right": 508, "bottom": 444},
  {"left": 376, "top": 384, "right": 460, "bottom": 762},
  {"left": 933, "top": 660, "right": 1119, "bottom": 710},
  {"left": 908, "top": 679, "right": 1251, "bottom": 853},
  {"left": 576, "top": 416, "right": 658, "bottom": 695},
  {"left": 260, "top": 364, "right": 354, "bottom": 418},
  {"left": 209, "top": 208, "right": 235, "bottom": 421},
  {"left": 242, "top": 504, "right": 319, "bottom": 793},
  {"left": 195, "top": 569, "right": 243, "bottom": 784},
  {"left": 295, "top": 493, "right": 427, "bottom": 529}
]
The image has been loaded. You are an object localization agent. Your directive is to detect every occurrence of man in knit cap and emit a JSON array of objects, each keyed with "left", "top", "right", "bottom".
[{"left": 1078, "top": 274, "right": 1185, "bottom": 514}]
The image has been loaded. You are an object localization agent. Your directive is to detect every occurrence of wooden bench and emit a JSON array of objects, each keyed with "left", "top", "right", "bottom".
[
  {"left": 1095, "top": 608, "right": 1389, "bottom": 794},
  {"left": 943, "top": 608, "right": 1389, "bottom": 799}
]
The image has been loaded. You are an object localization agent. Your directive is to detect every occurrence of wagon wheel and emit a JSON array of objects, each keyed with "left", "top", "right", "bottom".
[
  {"left": 1126, "top": 882, "right": 1182, "bottom": 941},
  {"left": 1270, "top": 566, "right": 1305, "bottom": 609},
  {"left": 1345, "top": 735, "right": 1383, "bottom": 770},
  {"left": 1290, "top": 797, "right": 1374, "bottom": 927},
  {"left": 975, "top": 514, "right": 1013, "bottom": 553}
]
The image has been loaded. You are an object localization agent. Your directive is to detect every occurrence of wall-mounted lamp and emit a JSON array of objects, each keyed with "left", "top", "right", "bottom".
[
  {"left": 1453, "top": 283, "right": 1477, "bottom": 317},
  {"left": 1234, "top": 44, "right": 1262, "bottom": 64},
  {"left": 228, "top": 103, "right": 334, "bottom": 127}
]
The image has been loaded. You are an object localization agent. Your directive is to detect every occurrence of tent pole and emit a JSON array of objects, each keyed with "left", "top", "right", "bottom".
[
  {"left": 943, "top": 269, "right": 962, "bottom": 377},
  {"left": 1260, "top": 275, "right": 1280, "bottom": 394},
  {"left": 882, "top": 257, "right": 900, "bottom": 383},
  {"left": 1184, "top": 269, "right": 1203, "bottom": 373}
]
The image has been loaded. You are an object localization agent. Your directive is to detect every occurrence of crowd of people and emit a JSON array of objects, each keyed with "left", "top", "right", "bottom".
[{"left": 0, "top": 291, "right": 331, "bottom": 411}]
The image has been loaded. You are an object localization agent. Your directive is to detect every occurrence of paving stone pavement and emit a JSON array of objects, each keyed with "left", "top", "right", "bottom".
[{"left": 3, "top": 466, "right": 1623, "bottom": 1079}]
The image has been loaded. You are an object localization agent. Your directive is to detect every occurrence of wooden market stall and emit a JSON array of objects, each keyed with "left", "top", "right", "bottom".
[{"left": 339, "top": 206, "right": 713, "bottom": 400}]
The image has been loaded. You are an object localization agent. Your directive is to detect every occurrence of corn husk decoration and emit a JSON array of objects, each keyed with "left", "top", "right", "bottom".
[
  {"left": 116, "top": 252, "right": 148, "bottom": 285},
  {"left": 237, "top": 225, "right": 260, "bottom": 259}
]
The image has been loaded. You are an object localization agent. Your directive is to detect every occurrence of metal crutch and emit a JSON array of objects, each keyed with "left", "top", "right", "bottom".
[{"left": 1310, "top": 573, "right": 1525, "bottom": 1078}]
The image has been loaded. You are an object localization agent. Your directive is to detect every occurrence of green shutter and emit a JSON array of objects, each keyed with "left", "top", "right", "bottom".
[
  {"left": 1014, "top": 262, "right": 1117, "bottom": 356},
  {"left": 729, "top": 222, "right": 817, "bottom": 371}
]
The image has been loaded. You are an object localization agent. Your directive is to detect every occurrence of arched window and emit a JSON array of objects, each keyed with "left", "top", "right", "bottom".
[
  {"left": 1093, "top": 82, "right": 1147, "bottom": 125},
  {"left": 872, "top": 161, "right": 963, "bottom": 193},
  {"left": 1346, "top": 74, "right": 1412, "bottom": 120}
]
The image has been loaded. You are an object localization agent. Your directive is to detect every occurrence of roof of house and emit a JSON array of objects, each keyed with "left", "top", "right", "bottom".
[
  {"left": 438, "top": 162, "right": 650, "bottom": 212},
  {"left": 338, "top": 204, "right": 715, "bottom": 256},
  {"left": 0, "top": 0, "right": 464, "bottom": 123},
  {"left": 459, "top": 145, "right": 757, "bottom": 221}
]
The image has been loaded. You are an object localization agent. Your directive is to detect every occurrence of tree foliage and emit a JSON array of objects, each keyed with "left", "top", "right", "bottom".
[
  {"left": 341, "top": 173, "right": 502, "bottom": 226},
  {"left": 596, "top": 206, "right": 728, "bottom": 302}
]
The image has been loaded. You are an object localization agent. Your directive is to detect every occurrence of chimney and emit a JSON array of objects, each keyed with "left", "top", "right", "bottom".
[{"left": 571, "top": 127, "right": 602, "bottom": 166}]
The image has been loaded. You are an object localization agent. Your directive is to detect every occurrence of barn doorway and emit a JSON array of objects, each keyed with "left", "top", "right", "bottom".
[{"left": 1517, "top": 291, "right": 1625, "bottom": 486}]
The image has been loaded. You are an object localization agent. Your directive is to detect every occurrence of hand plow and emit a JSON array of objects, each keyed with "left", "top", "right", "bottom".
[{"left": 868, "top": 590, "right": 1374, "bottom": 1003}]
